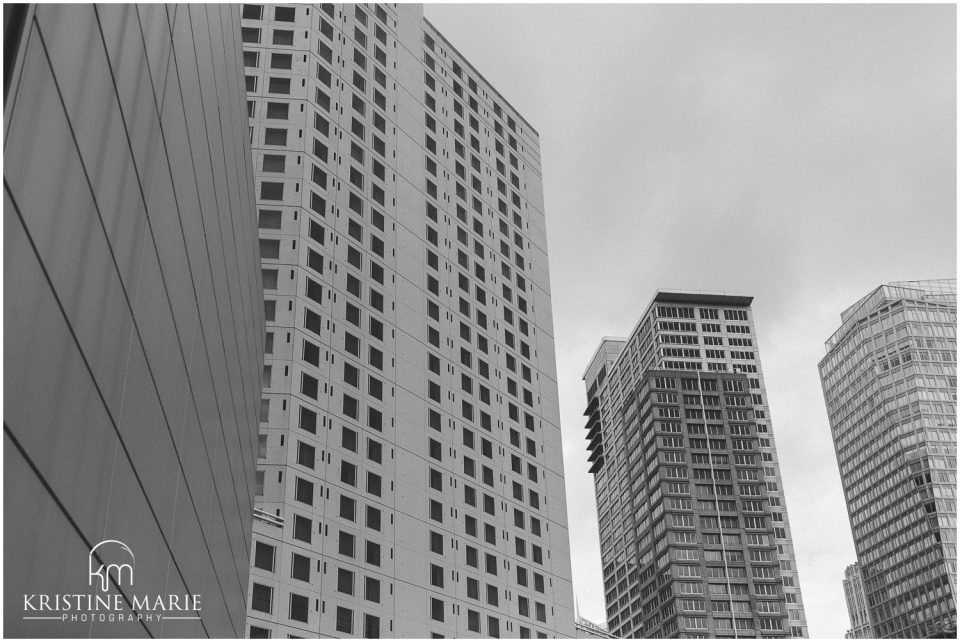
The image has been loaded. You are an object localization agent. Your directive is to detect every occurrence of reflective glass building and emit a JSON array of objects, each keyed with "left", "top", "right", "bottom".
[
  {"left": 4, "top": 4, "right": 263, "bottom": 637},
  {"left": 583, "top": 291, "right": 807, "bottom": 638},
  {"left": 819, "top": 279, "right": 957, "bottom": 638}
]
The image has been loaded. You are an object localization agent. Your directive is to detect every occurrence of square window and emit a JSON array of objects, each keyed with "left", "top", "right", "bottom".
[
  {"left": 260, "top": 238, "right": 281, "bottom": 258},
  {"left": 254, "top": 541, "right": 275, "bottom": 572},
  {"left": 251, "top": 583, "right": 272, "bottom": 613},
  {"left": 297, "top": 441, "right": 315, "bottom": 469},
  {"left": 291, "top": 553, "right": 310, "bottom": 582},
  {"left": 293, "top": 515, "right": 311, "bottom": 543},
  {"left": 295, "top": 477, "right": 314, "bottom": 505}
]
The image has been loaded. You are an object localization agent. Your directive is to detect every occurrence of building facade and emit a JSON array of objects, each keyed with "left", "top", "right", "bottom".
[
  {"left": 240, "top": 3, "right": 575, "bottom": 637},
  {"left": 575, "top": 615, "right": 615, "bottom": 639},
  {"left": 819, "top": 280, "right": 957, "bottom": 638},
  {"left": 583, "top": 292, "right": 808, "bottom": 638},
  {"left": 4, "top": 4, "right": 263, "bottom": 637},
  {"left": 842, "top": 563, "right": 874, "bottom": 638}
]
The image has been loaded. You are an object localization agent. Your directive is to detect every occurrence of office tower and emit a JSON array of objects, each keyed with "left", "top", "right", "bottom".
[
  {"left": 4, "top": 4, "right": 263, "bottom": 637},
  {"left": 241, "top": 3, "right": 575, "bottom": 637},
  {"left": 583, "top": 291, "right": 808, "bottom": 638},
  {"left": 819, "top": 279, "right": 957, "bottom": 639},
  {"left": 842, "top": 563, "right": 874, "bottom": 638}
]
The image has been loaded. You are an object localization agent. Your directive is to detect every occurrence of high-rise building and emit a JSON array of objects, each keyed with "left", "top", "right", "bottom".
[
  {"left": 819, "top": 279, "right": 957, "bottom": 639},
  {"left": 240, "top": 3, "right": 575, "bottom": 637},
  {"left": 583, "top": 291, "right": 808, "bottom": 638},
  {"left": 4, "top": 4, "right": 263, "bottom": 637},
  {"left": 842, "top": 563, "right": 874, "bottom": 638}
]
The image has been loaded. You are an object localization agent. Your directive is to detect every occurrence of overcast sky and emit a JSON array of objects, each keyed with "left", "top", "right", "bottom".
[{"left": 426, "top": 3, "right": 956, "bottom": 638}]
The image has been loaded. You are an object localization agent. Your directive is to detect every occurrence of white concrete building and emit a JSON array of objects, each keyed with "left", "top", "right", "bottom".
[{"left": 240, "top": 3, "right": 575, "bottom": 638}]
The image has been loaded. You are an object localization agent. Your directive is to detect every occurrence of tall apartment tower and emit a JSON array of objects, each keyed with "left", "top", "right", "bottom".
[
  {"left": 4, "top": 4, "right": 263, "bottom": 637},
  {"left": 583, "top": 291, "right": 808, "bottom": 638},
  {"left": 842, "top": 563, "right": 874, "bottom": 638},
  {"left": 240, "top": 3, "right": 575, "bottom": 637},
  {"left": 819, "top": 279, "right": 957, "bottom": 639}
]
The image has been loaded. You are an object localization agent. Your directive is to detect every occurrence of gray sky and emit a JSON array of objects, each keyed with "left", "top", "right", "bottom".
[{"left": 426, "top": 3, "right": 957, "bottom": 638}]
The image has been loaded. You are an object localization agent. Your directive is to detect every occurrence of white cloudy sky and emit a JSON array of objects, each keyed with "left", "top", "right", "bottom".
[{"left": 425, "top": 3, "right": 957, "bottom": 638}]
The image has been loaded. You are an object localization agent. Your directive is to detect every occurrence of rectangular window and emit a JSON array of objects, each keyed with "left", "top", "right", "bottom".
[
  {"left": 291, "top": 553, "right": 310, "bottom": 582},
  {"left": 364, "top": 614, "right": 380, "bottom": 638},
  {"left": 258, "top": 209, "right": 281, "bottom": 229},
  {"left": 259, "top": 239, "right": 280, "bottom": 259},
  {"left": 430, "top": 598, "right": 444, "bottom": 622},
  {"left": 296, "top": 441, "right": 315, "bottom": 469},
  {"left": 338, "top": 531, "right": 355, "bottom": 557},
  {"left": 340, "top": 495, "right": 356, "bottom": 521},
  {"left": 262, "top": 154, "right": 286, "bottom": 173},
  {"left": 292, "top": 515, "right": 311, "bottom": 543},
  {"left": 254, "top": 541, "right": 275, "bottom": 571},
  {"left": 294, "top": 477, "right": 314, "bottom": 505},
  {"left": 335, "top": 606, "right": 353, "bottom": 634},
  {"left": 272, "top": 29, "right": 293, "bottom": 46},
  {"left": 250, "top": 583, "right": 272, "bottom": 613},
  {"left": 365, "top": 576, "right": 381, "bottom": 603},
  {"left": 337, "top": 567, "right": 354, "bottom": 595},
  {"left": 268, "top": 77, "right": 290, "bottom": 94},
  {"left": 270, "top": 53, "right": 292, "bottom": 69},
  {"left": 266, "top": 102, "right": 289, "bottom": 119},
  {"left": 264, "top": 128, "right": 287, "bottom": 145},
  {"left": 420, "top": 553, "right": 444, "bottom": 587}
]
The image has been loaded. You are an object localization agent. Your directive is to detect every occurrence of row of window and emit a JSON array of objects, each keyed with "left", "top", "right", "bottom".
[
  {"left": 249, "top": 587, "right": 381, "bottom": 637},
  {"left": 656, "top": 306, "right": 750, "bottom": 322}
]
